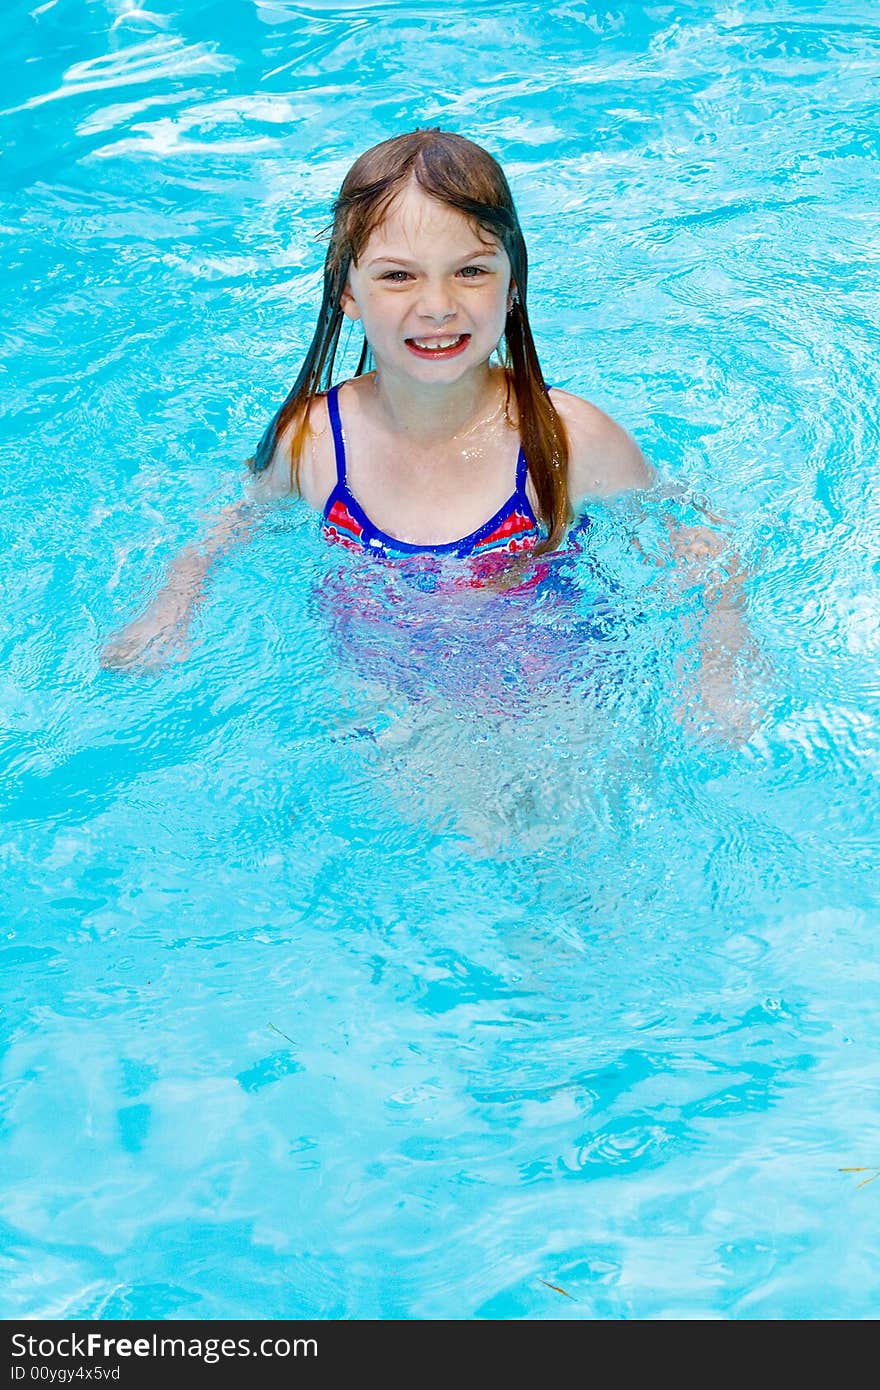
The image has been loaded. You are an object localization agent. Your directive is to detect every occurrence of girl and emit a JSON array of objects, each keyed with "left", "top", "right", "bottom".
[{"left": 102, "top": 128, "right": 748, "bottom": 735}]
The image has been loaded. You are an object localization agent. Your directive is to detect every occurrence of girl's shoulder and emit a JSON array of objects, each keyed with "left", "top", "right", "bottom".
[
  {"left": 249, "top": 393, "right": 338, "bottom": 509},
  {"left": 549, "top": 386, "right": 654, "bottom": 503}
]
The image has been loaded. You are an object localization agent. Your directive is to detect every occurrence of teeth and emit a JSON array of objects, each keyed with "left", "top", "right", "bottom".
[{"left": 412, "top": 336, "right": 463, "bottom": 349}]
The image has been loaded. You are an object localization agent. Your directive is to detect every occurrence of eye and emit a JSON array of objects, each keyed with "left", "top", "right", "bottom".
[
  {"left": 458, "top": 265, "right": 489, "bottom": 279},
  {"left": 379, "top": 270, "right": 412, "bottom": 283}
]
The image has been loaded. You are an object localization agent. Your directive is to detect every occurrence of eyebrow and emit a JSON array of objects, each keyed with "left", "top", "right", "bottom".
[{"left": 367, "top": 247, "right": 502, "bottom": 268}]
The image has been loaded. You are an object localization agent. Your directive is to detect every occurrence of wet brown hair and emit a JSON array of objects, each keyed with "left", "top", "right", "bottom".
[{"left": 250, "top": 128, "right": 572, "bottom": 552}]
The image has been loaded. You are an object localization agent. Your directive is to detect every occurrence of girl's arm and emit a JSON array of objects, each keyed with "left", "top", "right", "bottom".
[
  {"left": 554, "top": 391, "right": 759, "bottom": 743},
  {"left": 100, "top": 450, "right": 294, "bottom": 673},
  {"left": 664, "top": 512, "right": 758, "bottom": 742}
]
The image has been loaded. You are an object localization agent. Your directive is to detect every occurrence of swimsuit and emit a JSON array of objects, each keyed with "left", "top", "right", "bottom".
[{"left": 321, "top": 384, "right": 540, "bottom": 560}]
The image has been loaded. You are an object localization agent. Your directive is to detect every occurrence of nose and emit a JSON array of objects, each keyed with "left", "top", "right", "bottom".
[{"left": 415, "top": 279, "right": 457, "bottom": 323}]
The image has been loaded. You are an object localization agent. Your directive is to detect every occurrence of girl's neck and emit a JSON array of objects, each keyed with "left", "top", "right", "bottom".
[{"left": 369, "top": 363, "right": 503, "bottom": 450}]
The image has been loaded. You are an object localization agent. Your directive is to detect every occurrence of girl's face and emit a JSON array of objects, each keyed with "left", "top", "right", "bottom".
[{"left": 341, "top": 180, "right": 513, "bottom": 386}]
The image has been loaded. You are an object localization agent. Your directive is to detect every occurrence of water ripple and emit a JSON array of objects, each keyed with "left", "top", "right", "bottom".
[{"left": 2, "top": 0, "right": 879, "bottom": 1323}]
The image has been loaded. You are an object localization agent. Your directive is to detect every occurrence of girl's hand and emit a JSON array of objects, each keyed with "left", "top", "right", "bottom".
[
  {"left": 675, "top": 642, "right": 764, "bottom": 748},
  {"left": 100, "top": 498, "right": 256, "bottom": 673},
  {"left": 100, "top": 584, "right": 198, "bottom": 672},
  {"left": 668, "top": 520, "right": 765, "bottom": 748}
]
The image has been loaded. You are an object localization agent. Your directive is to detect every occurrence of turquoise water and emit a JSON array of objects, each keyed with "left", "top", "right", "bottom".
[{"left": 2, "top": 0, "right": 879, "bottom": 1319}]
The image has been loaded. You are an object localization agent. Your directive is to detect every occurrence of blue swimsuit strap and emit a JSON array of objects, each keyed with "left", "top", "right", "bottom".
[
  {"left": 325, "top": 384, "right": 347, "bottom": 490},
  {"left": 514, "top": 443, "right": 530, "bottom": 507}
]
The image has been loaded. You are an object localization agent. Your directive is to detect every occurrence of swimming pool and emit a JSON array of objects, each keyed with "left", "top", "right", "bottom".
[{"left": 2, "top": 0, "right": 878, "bottom": 1319}]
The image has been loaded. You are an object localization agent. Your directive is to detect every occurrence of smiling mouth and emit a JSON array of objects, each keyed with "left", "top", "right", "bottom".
[{"left": 405, "top": 334, "right": 470, "bottom": 359}]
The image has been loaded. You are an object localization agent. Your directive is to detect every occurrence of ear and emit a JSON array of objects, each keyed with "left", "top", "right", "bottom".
[
  {"left": 340, "top": 281, "right": 361, "bottom": 323},
  {"left": 507, "top": 280, "right": 519, "bottom": 311}
]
